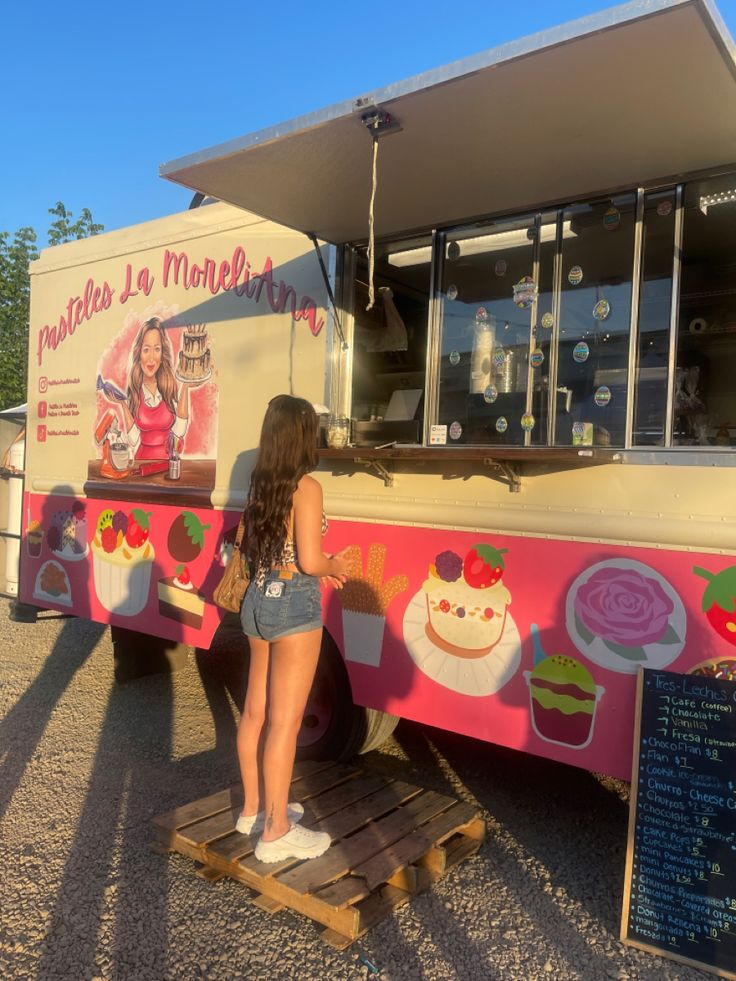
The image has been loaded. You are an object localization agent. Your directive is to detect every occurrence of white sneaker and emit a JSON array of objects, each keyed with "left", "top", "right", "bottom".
[
  {"left": 235, "top": 801, "right": 304, "bottom": 836},
  {"left": 254, "top": 823, "right": 331, "bottom": 863}
]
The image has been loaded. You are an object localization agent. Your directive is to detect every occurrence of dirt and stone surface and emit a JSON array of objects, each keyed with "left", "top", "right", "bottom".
[{"left": 0, "top": 604, "right": 710, "bottom": 980}]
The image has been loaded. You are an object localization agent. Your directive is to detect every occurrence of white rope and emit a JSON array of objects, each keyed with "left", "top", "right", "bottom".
[{"left": 366, "top": 135, "right": 378, "bottom": 311}]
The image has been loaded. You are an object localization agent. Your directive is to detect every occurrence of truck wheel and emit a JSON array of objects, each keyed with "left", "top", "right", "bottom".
[{"left": 296, "top": 631, "right": 399, "bottom": 761}]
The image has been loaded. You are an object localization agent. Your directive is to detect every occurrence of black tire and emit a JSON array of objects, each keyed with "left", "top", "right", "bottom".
[{"left": 297, "top": 630, "right": 399, "bottom": 761}]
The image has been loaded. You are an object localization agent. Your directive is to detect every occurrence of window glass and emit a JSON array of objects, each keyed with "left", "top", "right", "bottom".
[
  {"left": 555, "top": 195, "right": 636, "bottom": 447},
  {"left": 349, "top": 237, "right": 431, "bottom": 444},
  {"left": 675, "top": 174, "right": 736, "bottom": 448},
  {"left": 436, "top": 214, "right": 540, "bottom": 445},
  {"left": 633, "top": 189, "right": 677, "bottom": 446}
]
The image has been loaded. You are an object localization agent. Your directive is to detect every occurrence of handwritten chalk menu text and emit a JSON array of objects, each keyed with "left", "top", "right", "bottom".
[{"left": 622, "top": 668, "right": 736, "bottom": 978}]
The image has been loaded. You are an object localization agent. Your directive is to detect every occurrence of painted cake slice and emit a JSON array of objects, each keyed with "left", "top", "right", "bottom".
[{"left": 158, "top": 567, "right": 205, "bottom": 628}]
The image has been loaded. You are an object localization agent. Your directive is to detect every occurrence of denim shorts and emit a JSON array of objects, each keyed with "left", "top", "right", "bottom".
[{"left": 240, "top": 571, "right": 322, "bottom": 641}]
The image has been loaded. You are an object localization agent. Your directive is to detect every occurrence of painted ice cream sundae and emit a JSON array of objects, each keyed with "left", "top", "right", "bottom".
[{"left": 524, "top": 624, "right": 604, "bottom": 749}]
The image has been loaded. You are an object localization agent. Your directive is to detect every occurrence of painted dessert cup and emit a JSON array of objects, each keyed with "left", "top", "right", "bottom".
[
  {"left": 342, "top": 610, "right": 386, "bottom": 666},
  {"left": 26, "top": 521, "right": 43, "bottom": 557},
  {"left": 91, "top": 541, "right": 154, "bottom": 616},
  {"left": 524, "top": 655, "right": 605, "bottom": 749}
]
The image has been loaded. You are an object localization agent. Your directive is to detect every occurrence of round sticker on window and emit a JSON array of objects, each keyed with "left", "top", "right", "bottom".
[
  {"left": 449, "top": 350, "right": 461, "bottom": 366},
  {"left": 603, "top": 206, "right": 621, "bottom": 231},
  {"left": 657, "top": 200, "right": 673, "bottom": 217},
  {"left": 483, "top": 384, "right": 498, "bottom": 404},
  {"left": 568, "top": 265, "right": 583, "bottom": 286},
  {"left": 495, "top": 416, "right": 508, "bottom": 433},
  {"left": 541, "top": 312, "right": 554, "bottom": 329},
  {"left": 592, "top": 299, "right": 610, "bottom": 321},
  {"left": 447, "top": 241, "right": 460, "bottom": 261},
  {"left": 521, "top": 412, "right": 535, "bottom": 432},
  {"left": 573, "top": 341, "right": 590, "bottom": 363},
  {"left": 594, "top": 386, "right": 611, "bottom": 407},
  {"left": 449, "top": 421, "right": 463, "bottom": 440},
  {"left": 530, "top": 349, "right": 544, "bottom": 368},
  {"left": 513, "top": 276, "right": 537, "bottom": 309},
  {"left": 446, "top": 284, "right": 458, "bottom": 301},
  {"left": 475, "top": 306, "right": 489, "bottom": 322},
  {"left": 494, "top": 259, "right": 507, "bottom": 277}
]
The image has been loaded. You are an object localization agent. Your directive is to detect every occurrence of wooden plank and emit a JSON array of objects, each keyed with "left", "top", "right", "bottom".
[
  {"left": 385, "top": 865, "right": 432, "bottom": 895},
  {"left": 291, "top": 759, "right": 336, "bottom": 782},
  {"left": 355, "top": 883, "right": 413, "bottom": 935},
  {"left": 417, "top": 844, "right": 446, "bottom": 876},
  {"left": 196, "top": 865, "right": 227, "bottom": 882},
  {"left": 443, "top": 834, "right": 483, "bottom": 869},
  {"left": 250, "top": 894, "right": 284, "bottom": 914},
  {"left": 313, "top": 875, "right": 370, "bottom": 910},
  {"left": 353, "top": 802, "right": 481, "bottom": 892},
  {"left": 320, "top": 927, "right": 356, "bottom": 951},
  {"left": 177, "top": 806, "right": 242, "bottom": 848},
  {"left": 276, "top": 790, "right": 456, "bottom": 895},
  {"left": 240, "top": 780, "right": 423, "bottom": 881},
  {"left": 152, "top": 784, "right": 242, "bottom": 832},
  {"left": 300, "top": 773, "right": 390, "bottom": 822},
  {"left": 287, "top": 762, "right": 361, "bottom": 802},
  {"left": 213, "top": 855, "right": 362, "bottom": 938},
  {"left": 207, "top": 831, "right": 256, "bottom": 864}
]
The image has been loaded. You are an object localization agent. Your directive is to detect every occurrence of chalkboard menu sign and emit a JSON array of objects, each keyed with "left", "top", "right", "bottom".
[{"left": 622, "top": 667, "right": 736, "bottom": 978}]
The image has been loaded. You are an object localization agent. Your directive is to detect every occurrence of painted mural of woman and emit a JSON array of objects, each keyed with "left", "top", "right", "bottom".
[{"left": 103, "top": 317, "right": 192, "bottom": 461}]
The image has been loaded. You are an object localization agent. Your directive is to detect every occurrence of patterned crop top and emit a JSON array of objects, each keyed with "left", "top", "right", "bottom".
[{"left": 254, "top": 511, "right": 328, "bottom": 586}]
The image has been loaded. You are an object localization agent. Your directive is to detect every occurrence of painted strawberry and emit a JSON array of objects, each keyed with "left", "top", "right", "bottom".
[
  {"left": 168, "top": 511, "right": 211, "bottom": 563},
  {"left": 125, "top": 509, "right": 151, "bottom": 549},
  {"left": 101, "top": 526, "right": 118, "bottom": 554},
  {"left": 464, "top": 544, "right": 508, "bottom": 588},
  {"left": 175, "top": 564, "right": 191, "bottom": 586},
  {"left": 694, "top": 565, "right": 736, "bottom": 647}
]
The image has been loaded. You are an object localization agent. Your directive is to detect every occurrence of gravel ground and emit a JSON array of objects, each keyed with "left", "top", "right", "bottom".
[{"left": 0, "top": 603, "right": 711, "bottom": 981}]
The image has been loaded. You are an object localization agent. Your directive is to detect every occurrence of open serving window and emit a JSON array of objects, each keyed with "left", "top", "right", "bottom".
[{"left": 342, "top": 174, "right": 736, "bottom": 453}]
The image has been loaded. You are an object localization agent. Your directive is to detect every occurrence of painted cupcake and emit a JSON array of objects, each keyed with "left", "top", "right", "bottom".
[{"left": 91, "top": 508, "right": 154, "bottom": 617}]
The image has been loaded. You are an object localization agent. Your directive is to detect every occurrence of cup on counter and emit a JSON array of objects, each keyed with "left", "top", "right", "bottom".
[{"left": 326, "top": 415, "right": 350, "bottom": 448}]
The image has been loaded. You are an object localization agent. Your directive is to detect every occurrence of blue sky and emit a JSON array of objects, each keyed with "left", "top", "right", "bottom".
[{"left": 5, "top": 0, "right": 736, "bottom": 244}]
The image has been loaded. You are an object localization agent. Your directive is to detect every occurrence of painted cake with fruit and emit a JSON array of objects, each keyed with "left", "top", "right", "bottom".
[
  {"left": 91, "top": 508, "right": 154, "bottom": 617},
  {"left": 423, "top": 544, "right": 511, "bottom": 657},
  {"left": 157, "top": 565, "right": 205, "bottom": 628}
]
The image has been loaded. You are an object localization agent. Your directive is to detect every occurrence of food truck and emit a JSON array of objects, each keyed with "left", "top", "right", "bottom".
[{"left": 19, "top": 0, "right": 736, "bottom": 779}]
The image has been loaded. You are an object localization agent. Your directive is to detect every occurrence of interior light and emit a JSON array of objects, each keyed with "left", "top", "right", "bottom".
[
  {"left": 699, "top": 190, "right": 736, "bottom": 214},
  {"left": 387, "top": 221, "right": 576, "bottom": 267}
]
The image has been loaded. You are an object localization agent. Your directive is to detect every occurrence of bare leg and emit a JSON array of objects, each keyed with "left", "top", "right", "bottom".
[
  {"left": 237, "top": 636, "right": 269, "bottom": 817},
  {"left": 260, "top": 627, "right": 322, "bottom": 842}
]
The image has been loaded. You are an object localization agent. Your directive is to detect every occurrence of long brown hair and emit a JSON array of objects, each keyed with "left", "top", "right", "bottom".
[
  {"left": 127, "top": 317, "right": 178, "bottom": 419},
  {"left": 245, "top": 395, "right": 319, "bottom": 573}
]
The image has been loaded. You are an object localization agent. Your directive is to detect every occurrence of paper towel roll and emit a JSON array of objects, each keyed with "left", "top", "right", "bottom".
[{"left": 688, "top": 317, "right": 708, "bottom": 335}]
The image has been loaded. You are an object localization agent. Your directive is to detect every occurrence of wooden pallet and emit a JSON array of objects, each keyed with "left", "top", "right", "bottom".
[{"left": 152, "top": 760, "right": 486, "bottom": 948}]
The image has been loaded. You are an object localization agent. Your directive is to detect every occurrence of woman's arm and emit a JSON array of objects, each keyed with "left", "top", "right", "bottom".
[
  {"left": 293, "top": 475, "right": 350, "bottom": 579},
  {"left": 177, "top": 382, "right": 190, "bottom": 421}
]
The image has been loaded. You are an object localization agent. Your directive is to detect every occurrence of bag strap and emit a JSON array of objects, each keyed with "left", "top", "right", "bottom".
[{"left": 234, "top": 514, "right": 246, "bottom": 549}]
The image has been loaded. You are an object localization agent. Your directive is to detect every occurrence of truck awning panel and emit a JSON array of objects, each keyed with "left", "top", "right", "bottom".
[{"left": 160, "top": 0, "right": 736, "bottom": 244}]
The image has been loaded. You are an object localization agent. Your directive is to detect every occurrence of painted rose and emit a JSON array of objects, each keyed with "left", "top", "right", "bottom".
[{"left": 574, "top": 568, "right": 674, "bottom": 647}]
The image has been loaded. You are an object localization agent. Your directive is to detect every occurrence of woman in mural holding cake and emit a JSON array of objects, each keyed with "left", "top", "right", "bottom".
[
  {"left": 102, "top": 316, "right": 207, "bottom": 461},
  {"left": 236, "top": 395, "right": 351, "bottom": 863}
]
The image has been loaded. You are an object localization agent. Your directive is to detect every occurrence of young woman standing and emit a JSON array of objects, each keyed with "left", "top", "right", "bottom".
[{"left": 236, "top": 395, "right": 350, "bottom": 862}]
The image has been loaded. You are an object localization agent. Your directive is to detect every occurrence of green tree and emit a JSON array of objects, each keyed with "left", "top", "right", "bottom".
[{"left": 0, "top": 204, "right": 103, "bottom": 410}]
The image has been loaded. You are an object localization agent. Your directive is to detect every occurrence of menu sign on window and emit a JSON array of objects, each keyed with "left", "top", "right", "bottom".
[{"left": 622, "top": 668, "right": 736, "bottom": 978}]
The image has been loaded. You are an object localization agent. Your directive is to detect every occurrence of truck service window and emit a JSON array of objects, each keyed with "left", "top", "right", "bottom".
[
  {"left": 349, "top": 237, "right": 431, "bottom": 445},
  {"left": 554, "top": 195, "right": 636, "bottom": 448},
  {"left": 676, "top": 174, "right": 736, "bottom": 448}
]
